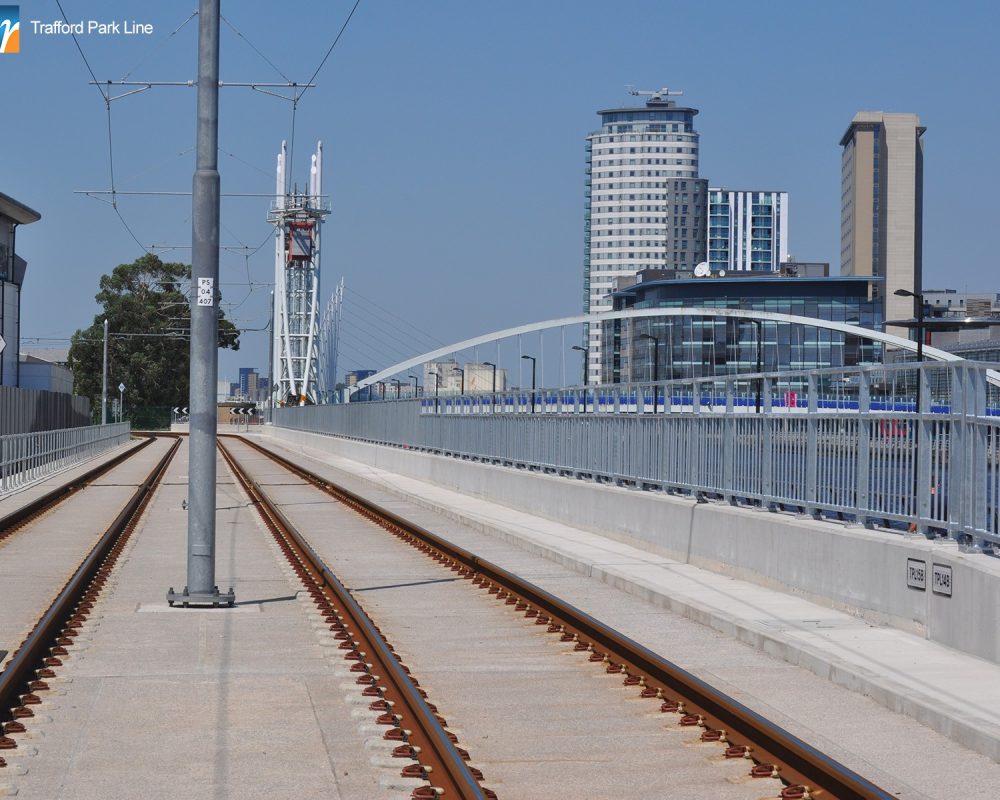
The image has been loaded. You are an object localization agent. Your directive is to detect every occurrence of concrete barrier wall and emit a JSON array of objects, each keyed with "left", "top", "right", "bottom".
[{"left": 267, "top": 427, "right": 1000, "bottom": 665}]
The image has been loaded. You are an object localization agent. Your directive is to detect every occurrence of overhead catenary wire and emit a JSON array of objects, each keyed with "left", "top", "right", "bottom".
[{"left": 286, "top": 0, "right": 363, "bottom": 189}]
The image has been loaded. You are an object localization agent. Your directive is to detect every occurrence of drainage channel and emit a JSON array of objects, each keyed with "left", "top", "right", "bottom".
[
  {"left": 217, "top": 437, "right": 492, "bottom": 800},
  {"left": 0, "top": 435, "right": 180, "bottom": 767},
  {"left": 228, "top": 434, "right": 894, "bottom": 800}
]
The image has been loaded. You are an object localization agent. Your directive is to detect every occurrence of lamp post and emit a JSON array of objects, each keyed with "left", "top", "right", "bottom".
[
  {"left": 483, "top": 361, "right": 497, "bottom": 413},
  {"left": 452, "top": 367, "right": 464, "bottom": 395},
  {"left": 749, "top": 319, "right": 763, "bottom": 413},
  {"left": 636, "top": 332, "right": 660, "bottom": 413},
  {"left": 101, "top": 318, "right": 109, "bottom": 425},
  {"left": 521, "top": 355, "right": 536, "bottom": 414},
  {"left": 408, "top": 374, "right": 419, "bottom": 397},
  {"left": 571, "top": 345, "right": 587, "bottom": 387},
  {"left": 391, "top": 379, "right": 402, "bottom": 399},
  {"left": 433, "top": 370, "right": 440, "bottom": 413},
  {"left": 482, "top": 361, "right": 497, "bottom": 391}
]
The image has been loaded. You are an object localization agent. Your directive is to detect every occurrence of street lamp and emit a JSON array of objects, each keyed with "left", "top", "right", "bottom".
[
  {"left": 571, "top": 345, "right": 587, "bottom": 387},
  {"left": 433, "top": 370, "right": 440, "bottom": 413},
  {"left": 521, "top": 355, "right": 536, "bottom": 413},
  {"left": 894, "top": 289, "right": 926, "bottom": 364},
  {"left": 408, "top": 374, "right": 419, "bottom": 397},
  {"left": 482, "top": 361, "right": 498, "bottom": 413},
  {"left": 747, "top": 319, "right": 763, "bottom": 413},
  {"left": 391, "top": 378, "right": 402, "bottom": 399},
  {"left": 636, "top": 333, "right": 660, "bottom": 413},
  {"left": 452, "top": 366, "right": 464, "bottom": 395},
  {"left": 482, "top": 361, "right": 497, "bottom": 391}
]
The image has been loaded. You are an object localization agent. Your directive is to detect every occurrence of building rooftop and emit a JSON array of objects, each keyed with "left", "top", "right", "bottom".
[{"left": 0, "top": 192, "right": 41, "bottom": 225}]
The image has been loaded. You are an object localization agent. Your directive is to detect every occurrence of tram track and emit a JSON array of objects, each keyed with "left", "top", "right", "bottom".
[
  {"left": 0, "top": 435, "right": 180, "bottom": 769},
  {"left": 0, "top": 435, "right": 151, "bottom": 547},
  {"left": 223, "top": 433, "right": 894, "bottom": 800},
  {"left": 218, "top": 437, "right": 492, "bottom": 800}
]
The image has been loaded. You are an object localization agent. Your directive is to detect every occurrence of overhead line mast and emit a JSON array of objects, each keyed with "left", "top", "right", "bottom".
[{"left": 269, "top": 140, "right": 330, "bottom": 406}]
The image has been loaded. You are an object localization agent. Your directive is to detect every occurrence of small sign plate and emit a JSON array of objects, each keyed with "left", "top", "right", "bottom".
[
  {"left": 906, "top": 558, "right": 926, "bottom": 590},
  {"left": 197, "top": 277, "right": 215, "bottom": 307},
  {"left": 932, "top": 563, "right": 953, "bottom": 597},
  {"left": 118, "top": 382, "right": 126, "bottom": 393}
]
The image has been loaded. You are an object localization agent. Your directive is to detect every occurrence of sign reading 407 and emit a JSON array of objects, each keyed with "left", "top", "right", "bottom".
[{"left": 197, "top": 277, "right": 215, "bottom": 307}]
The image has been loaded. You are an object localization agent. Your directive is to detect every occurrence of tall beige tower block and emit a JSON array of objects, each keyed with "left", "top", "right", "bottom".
[{"left": 840, "top": 112, "right": 925, "bottom": 338}]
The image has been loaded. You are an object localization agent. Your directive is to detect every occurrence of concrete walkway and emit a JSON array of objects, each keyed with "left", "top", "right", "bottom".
[{"left": 254, "top": 432, "right": 1000, "bottom": 768}]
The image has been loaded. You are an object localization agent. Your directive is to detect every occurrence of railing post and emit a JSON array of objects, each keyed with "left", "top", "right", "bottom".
[
  {"left": 966, "top": 365, "right": 989, "bottom": 550},
  {"left": 915, "top": 364, "right": 932, "bottom": 536},
  {"left": 761, "top": 376, "right": 773, "bottom": 507},
  {"left": 856, "top": 370, "right": 872, "bottom": 528},
  {"left": 723, "top": 378, "right": 735, "bottom": 504},
  {"left": 689, "top": 380, "right": 701, "bottom": 495},
  {"left": 805, "top": 373, "right": 818, "bottom": 517},
  {"left": 947, "top": 363, "right": 965, "bottom": 542}
]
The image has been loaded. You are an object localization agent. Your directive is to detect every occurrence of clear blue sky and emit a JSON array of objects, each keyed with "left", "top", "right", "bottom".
[{"left": 5, "top": 0, "right": 999, "bottom": 388}]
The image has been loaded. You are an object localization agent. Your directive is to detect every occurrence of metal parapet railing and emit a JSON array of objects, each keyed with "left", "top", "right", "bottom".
[
  {"left": 276, "top": 361, "right": 1000, "bottom": 552},
  {"left": 0, "top": 423, "right": 132, "bottom": 496}
]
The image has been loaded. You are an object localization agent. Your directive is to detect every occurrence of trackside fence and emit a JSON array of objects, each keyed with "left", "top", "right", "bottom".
[
  {"left": 0, "top": 386, "right": 91, "bottom": 435},
  {"left": 0, "top": 423, "right": 131, "bottom": 496},
  {"left": 275, "top": 361, "right": 1000, "bottom": 551}
]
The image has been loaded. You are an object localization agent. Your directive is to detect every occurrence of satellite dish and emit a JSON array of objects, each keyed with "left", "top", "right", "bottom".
[{"left": 693, "top": 262, "right": 710, "bottom": 278}]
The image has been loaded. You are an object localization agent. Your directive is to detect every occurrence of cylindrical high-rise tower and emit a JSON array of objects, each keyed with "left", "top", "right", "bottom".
[{"left": 583, "top": 87, "right": 707, "bottom": 384}]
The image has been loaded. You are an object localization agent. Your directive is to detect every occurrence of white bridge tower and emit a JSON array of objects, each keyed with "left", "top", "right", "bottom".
[{"left": 269, "top": 140, "right": 330, "bottom": 405}]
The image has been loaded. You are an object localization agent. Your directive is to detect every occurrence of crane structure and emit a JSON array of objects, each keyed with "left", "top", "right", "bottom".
[{"left": 269, "top": 140, "right": 331, "bottom": 405}]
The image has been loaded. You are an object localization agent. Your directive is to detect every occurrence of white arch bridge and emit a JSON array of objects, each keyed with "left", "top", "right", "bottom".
[{"left": 350, "top": 308, "right": 999, "bottom": 393}]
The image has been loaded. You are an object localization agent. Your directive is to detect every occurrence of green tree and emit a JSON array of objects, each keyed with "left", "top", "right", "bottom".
[{"left": 68, "top": 254, "right": 240, "bottom": 423}]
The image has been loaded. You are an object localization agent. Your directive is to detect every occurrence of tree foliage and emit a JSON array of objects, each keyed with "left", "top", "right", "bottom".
[{"left": 68, "top": 254, "right": 240, "bottom": 417}]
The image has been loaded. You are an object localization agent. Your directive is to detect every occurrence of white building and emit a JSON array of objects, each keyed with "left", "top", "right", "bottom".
[
  {"left": 423, "top": 360, "right": 507, "bottom": 394},
  {"left": 707, "top": 189, "right": 789, "bottom": 272},
  {"left": 583, "top": 87, "right": 707, "bottom": 384}
]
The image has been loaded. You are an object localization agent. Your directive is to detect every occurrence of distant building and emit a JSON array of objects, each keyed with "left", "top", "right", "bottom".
[
  {"left": 464, "top": 362, "right": 508, "bottom": 392},
  {"left": 238, "top": 367, "right": 259, "bottom": 401},
  {"left": 1, "top": 192, "right": 41, "bottom": 387},
  {"left": 18, "top": 348, "right": 72, "bottom": 394},
  {"left": 707, "top": 189, "right": 788, "bottom": 272},
  {"left": 601, "top": 269, "right": 883, "bottom": 384},
  {"left": 840, "top": 112, "right": 925, "bottom": 337},
  {"left": 424, "top": 359, "right": 462, "bottom": 394},
  {"left": 584, "top": 87, "right": 708, "bottom": 384}
]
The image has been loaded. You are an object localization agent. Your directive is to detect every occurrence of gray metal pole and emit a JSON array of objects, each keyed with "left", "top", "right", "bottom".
[
  {"left": 101, "top": 319, "right": 108, "bottom": 425},
  {"left": 168, "top": 0, "right": 233, "bottom": 608}
]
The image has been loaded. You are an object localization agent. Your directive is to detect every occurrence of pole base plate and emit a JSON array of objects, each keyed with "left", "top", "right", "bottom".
[{"left": 166, "top": 585, "right": 235, "bottom": 608}]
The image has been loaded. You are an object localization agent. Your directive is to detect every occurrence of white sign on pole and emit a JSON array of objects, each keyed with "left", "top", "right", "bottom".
[
  {"left": 118, "top": 382, "right": 126, "bottom": 393},
  {"left": 0, "top": 334, "right": 5, "bottom": 355},
  {"left": 197, "top": 277, "right": 215, "bottom": 307}
]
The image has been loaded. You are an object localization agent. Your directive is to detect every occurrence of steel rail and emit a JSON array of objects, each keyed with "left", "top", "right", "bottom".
[
  {"left": 0, "top": 435, "right": 180, "bottom": 752},
  {"left": 217, "top": 438, "right": 488, "bottom": 800},
  {"left": 0, "top": 435, "right": 150, "bottom": 543},
  {"left": 234, "top": 434, "right": 893, "bottom": 800}
]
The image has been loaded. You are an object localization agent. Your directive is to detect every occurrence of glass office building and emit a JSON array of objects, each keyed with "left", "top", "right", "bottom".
[{"left": 601, "top": 271, "right": 883, "bottom": 384}]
